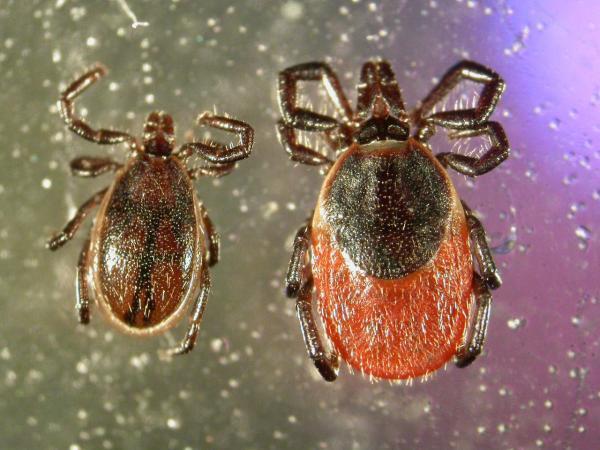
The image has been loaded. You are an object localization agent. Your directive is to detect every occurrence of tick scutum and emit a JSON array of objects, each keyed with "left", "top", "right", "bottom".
[{"left": 321, "top": 140, "right": 453, "bottom": 279}]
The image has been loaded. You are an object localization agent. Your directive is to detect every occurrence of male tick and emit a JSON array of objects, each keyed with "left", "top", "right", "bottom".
[{"left": 48, "top": 65, "right": 254, "bottom": 355}]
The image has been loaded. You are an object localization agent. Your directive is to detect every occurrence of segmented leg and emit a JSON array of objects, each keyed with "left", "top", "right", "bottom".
[
  {"left": 199, "top": 203, "right": 220, "bottom": 267},
  {"left": 285, "top": 220, "right": 311, "bottom": 298},
  {"left": 70, "top": 156, "right": 122, "bottom": 177},
  {"left": 286, "top": 218, "right": 339, "bottom": 381},
  {"left": 178, "top": 113, "right": 254, "bottom": 164},
  {"left": 59, "top": 65, "right": 138, "bottom": 148},
  {"left": 46, "top": 188, "right": 108, "bottom": 250},
  {"left": 188, "top": 161, "right": 236, "bottom": 179},
  {"left": 413, "top": 60, "right": 505, "bottom": 141},
  {"left": 456, "top": 273, "right": 492, "bottom": 368},
  {"left": 75, "top": 237, "right": 92, "bottom": 324},
  {"left": 276, "top": 121, "right": 334, "bottom": 167},
  {"left": 277, "top": 62, "right": 353, "bottom": 167},
  {"left": 462, "top": 201, "right": 502, "bottom": 290},
  {"left": 296, "top": 276, "right": 340, "bottom": 382},
  {"left": 278, "top": 62, "right": 353, "bottom": 130},
  {"left": 167, "top": 268, "right": 211, "bottom": 355},
  {"left": 437, "top": 121, "right": 510, "bottom": 176}
]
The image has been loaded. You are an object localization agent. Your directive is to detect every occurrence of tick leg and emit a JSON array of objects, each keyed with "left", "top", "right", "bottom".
[
  {"left": 199, "top": 202, "right": 220, "bottom": 267},
  {"left": 178, "top": 113, "right": 254, "bottom": 164},
  {"left": 75, "top": 237, "right": 92, "bottom": 324},
  {"left": 59, "top": 65, "right": 138, "bottom": 148},
  {"left": 46, "top": 187, "right": 108, "bottom": 251},
  {"left": 296, "top": 276, "right": 339, "bottom": 382},
  {"left": 462, "top": 201, "right": 502, "bottom": 290},
  {"left": 455, "top": 273, "right": 492, "bottom": 368},
  {"left": 167, "top": 268, "right": 211, "bottom": 356},
  {"left": 276, "top": 121, "right": 335, "bottom": 168},
  {"left": 70, "top": 156, "right": 122, "bottom": 177},
  {"left": 279, "top": 62, "right": 353, "bottom": 131},
  {"left": 436, "top": 121, "right": 510, "bottom": 176},
  {"left": 188, "top": 161, "right": 236, "bottom": 179},
  {"left": 413, "top": 60, "right": 505, "bottom": 141},
  {"left": 285, "top": 220, "right": 312, "bottom": 298}
]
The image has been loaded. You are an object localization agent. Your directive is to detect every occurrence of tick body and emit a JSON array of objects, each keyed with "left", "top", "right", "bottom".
[
  {"left": 48, "top": 65, "right": 254, "bottom": 354},
  {"left": 278, "top": 60, "right": 509, "bottom": 381}
]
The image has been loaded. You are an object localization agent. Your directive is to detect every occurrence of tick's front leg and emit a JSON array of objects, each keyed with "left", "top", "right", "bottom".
[{"left": 59, "top": 65, "right": 138, "bottom": 148}]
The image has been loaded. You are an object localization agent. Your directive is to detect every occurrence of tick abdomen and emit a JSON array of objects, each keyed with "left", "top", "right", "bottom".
[{"left": 91, "top": 155, "right": 203, "bottom": 334}]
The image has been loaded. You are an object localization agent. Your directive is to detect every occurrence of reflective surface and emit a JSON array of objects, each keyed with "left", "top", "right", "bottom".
[{"left": 0, "top": 1, "right": 598, "bottom": 449}]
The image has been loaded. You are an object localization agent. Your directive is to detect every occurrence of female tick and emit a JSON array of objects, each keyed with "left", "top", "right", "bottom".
[
  {"left": 48, "top": 65, "right": 254, "bottom": 355},
  {"left": 277, "top": 60, "right": 509, "bottom": 381}
]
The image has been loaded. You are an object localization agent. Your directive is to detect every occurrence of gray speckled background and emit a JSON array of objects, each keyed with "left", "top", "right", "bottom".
[{"left": 0, "top": 1, "right": 598, "bottom": 449}]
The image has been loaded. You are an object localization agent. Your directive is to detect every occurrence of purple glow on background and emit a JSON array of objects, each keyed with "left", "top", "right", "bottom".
[{"left": 0, "top": 1, "right": 598, "bottom": 449}]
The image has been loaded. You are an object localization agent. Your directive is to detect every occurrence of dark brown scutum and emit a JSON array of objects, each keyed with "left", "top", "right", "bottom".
[{"left": 321, "top": 142, "right": 452, "bottom": 279}]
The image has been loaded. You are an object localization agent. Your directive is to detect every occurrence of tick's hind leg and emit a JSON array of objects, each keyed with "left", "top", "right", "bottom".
[
  {"left": 456, "top": 273, "right": 492, "bottom": 368},
  {"left": 46, "top": 187, "right": 108, "bottom": 250},
  {"left": 166, "top": 268, "right": 211, "bottom": 356},
  {"left": 296, "top": 276, "right": 340, "bottom": 382},
  {"left": 75, "top": 237, "right": 93, "bottom": 324},
  {"left": 286, "top": 219, "right": 339, "bottom": 382},
  {"left": 456, "top": 200, "right": 501, "bottom": 368}
]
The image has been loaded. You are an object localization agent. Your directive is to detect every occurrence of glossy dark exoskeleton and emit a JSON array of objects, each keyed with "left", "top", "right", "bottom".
[
  {"left": 277, "top": 59, "right": 510, "bottom": 381},
  {"left": 48, "top": 65, "right": 254, "bottom": 354}
]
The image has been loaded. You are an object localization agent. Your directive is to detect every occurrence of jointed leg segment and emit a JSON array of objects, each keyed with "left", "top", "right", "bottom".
[
  {"left": 167, "top": 268, "right": 212, "bottom": 356},
  {"left": 456, "top": 273, "right": 492, "bottom": 368},
  {"left": 278, "top": 62, "right": 353, "bottom": 130},
  {"left": 286, "top": 218, "right": 339, "bottom": 381},
  {"left": 59, "top": 65, "right": 137, "bottom": 148},
  {"left": 70, "top": 156, "right": 122, "bottom": 177},
  {"left": 296, "top": 277, "right": 340, "bottom": 382},
  {"left": 179, "top": 113, "right": 254, "bottom": 164},
  {"left": 277, "top": 62, "right": 353, "bottom": 169},
  {"left": 75, "top": 237, "right": 92, "bottom": 324},
  {"left": 414, "top": 60, "right": 505, "bottom": 134},
  {"left": 462, "top": 201, "right": 502, "bottom": 290},
  {"left": 455, "top": 200, "right": 501, "bottom": 367},
  {"left": 199, "top": 202, "right": 220, "bottom": 267},
  {"left": 437, "top": 121, "right": 509, "bottom": 176},
  {"left": 47, "top": 187, "right": 108, "bottom": 250},
  {"left": 285, "top": 221, "right": 312, "bottom": 297}
]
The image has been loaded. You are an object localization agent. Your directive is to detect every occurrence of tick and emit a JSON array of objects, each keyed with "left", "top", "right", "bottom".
[
  {"left": 277, "top": 60, "right": 509, "bottom": 381},
  {"left": 47, "top": 65, "right": 254, "bottom": 355}
]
